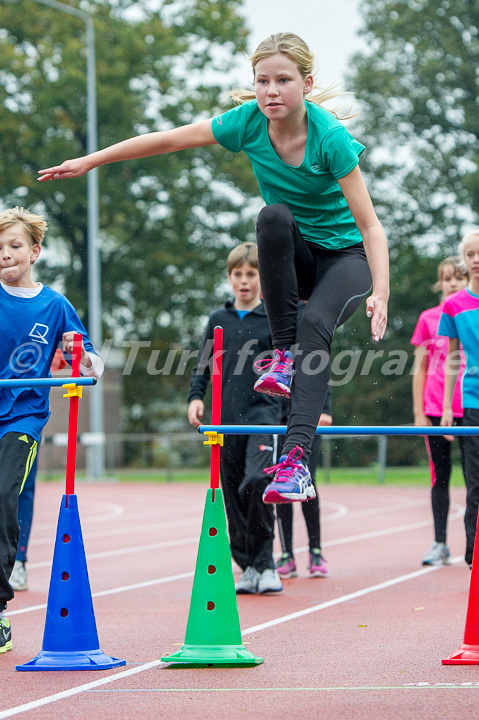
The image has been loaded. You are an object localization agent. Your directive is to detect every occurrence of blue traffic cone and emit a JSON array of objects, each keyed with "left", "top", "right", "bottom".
[{"left": 17, "top": 494, "right": 125, "bottom": 671}]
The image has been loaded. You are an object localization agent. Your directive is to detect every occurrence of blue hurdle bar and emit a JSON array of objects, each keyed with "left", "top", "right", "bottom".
[
  {"left": 0, "top": 378, "right": 97, "bottom": 389},
  {"left": 199, "top": 424, "right": 479, "bottom": 437}
]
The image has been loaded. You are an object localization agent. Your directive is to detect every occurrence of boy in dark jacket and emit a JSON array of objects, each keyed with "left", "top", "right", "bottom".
[{"left": 188, "top": 242, "right": 283, "bottom": 594}]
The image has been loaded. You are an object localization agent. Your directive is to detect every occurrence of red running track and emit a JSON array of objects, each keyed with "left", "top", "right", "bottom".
[{"left": 0, "top": 481, "right": 477, "bottom": 720}]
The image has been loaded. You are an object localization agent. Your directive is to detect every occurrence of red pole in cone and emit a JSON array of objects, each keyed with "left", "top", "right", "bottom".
[
  {"left": 65, "top": 333, "right": 82, "bottom": 503},
  {"left": 443, "top": 510, "right": 479, "bottom": 664},
  {"left": 210, "top": 326, "right": 223, "bottom": 498}
]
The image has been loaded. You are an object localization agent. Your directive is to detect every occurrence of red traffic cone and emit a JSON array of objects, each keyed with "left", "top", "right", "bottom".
[{"left": 443, "top": 511, "right": 479, "bottom": 664}]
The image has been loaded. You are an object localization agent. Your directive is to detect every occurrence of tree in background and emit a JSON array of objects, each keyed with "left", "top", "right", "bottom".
[
  {"left": 0, "top": 0, "right": 259, "bottom": 440},
  {"left": 328, "top": 0, "right": 479, "bottom": 465}
]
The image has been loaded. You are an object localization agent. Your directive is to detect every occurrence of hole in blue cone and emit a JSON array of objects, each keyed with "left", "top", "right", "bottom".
[
  {"left": 62, "top": 534, "right": 70, "bottom": 543},
  {"left": 209, "top": 527, "right": 217, "bottom": 536},
  {"left": 61, "top": 572, "right": 69, "bottom": 581},
  {"left": 60, "top": 608, "right": 68, "bottom": 617},
  {"left": 208, "top": 565, "right": 216, "bottom": 574},
  {"left": 207, "top": 601, "right": 215, "bottom": 611}
]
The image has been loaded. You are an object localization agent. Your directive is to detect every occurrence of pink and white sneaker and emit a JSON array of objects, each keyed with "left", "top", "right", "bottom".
[
  {"left": 254, "top": 349, "right": 295, "bottom": 398},
  {"left": 262, "top": 446, "right": 315, "bottom": 504}
]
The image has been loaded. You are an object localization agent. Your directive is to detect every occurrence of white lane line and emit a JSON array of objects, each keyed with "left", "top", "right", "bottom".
[
  {"left": 25, "top": 537, "right": 199, "bottom": 570},
  {"left": 241, "top": 556, "right": 464, "bottom": 635},
  {"left": 28, "top": 519, "right": 200, "bottom": 547},
  {"left": 25, "top": 497, "right": 434, "bottom": 562},
  {"left": 0, "top": 557, "right": 465, "bottom": 718},
  {"left": 0, "top": 661, "right": 165, "bottom": 719},
  {"left": 7, "top": 570, "right": 196, "bottom": 616},
  {"left": 8, "top": 504, "right": 466, "bottom": 617},
  {"left": 290, "top": 502, "right": 465, "bottom": 557}
]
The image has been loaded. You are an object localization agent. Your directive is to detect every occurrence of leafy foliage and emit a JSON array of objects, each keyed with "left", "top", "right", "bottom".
[
  {"left": 329, "top": 0, "right": 479, "bottom": 464},
  {"left": 0, "top": 0, "right": 257, "bottom": 435}
]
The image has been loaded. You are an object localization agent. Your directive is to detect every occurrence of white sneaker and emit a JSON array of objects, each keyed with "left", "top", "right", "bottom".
[
  {"left": 235, "top": 566, "right": 260, "bottom": 594},
  {"left": 10, "top": 560, "right": 28, "bottom": 591},
  {"left": 257, "top": 568, "right": 283, "bottom": 594},
  {"left": 421, "top": 542, "right": 450, "bottom": 566}
]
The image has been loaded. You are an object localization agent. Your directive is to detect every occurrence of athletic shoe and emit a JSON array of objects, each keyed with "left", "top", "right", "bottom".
[
  {"left": 10, "top": 560, "right": 28, "bottom": 592},
  {"left": 421, "top": 542, "right": 450, "bottom": 566},
  {"left": 235, "top": 566, "right": 260, "bottom": 594},
  {"left": 257, "top": 568, "right": 283, "bottom": 594},
  {"left": 0, "top": 616, "right": 12, "bottom": 654},
  {"left": 308, "top": 549, "right": 329, "bottom": 578},
  {"left": 263, "top": 447, "right": 315, "bottom": 504},
  {"left": 254, "top": 349, "right": 295, "bottom": 398},
  {"left": 276, "top": 553, "right": 298, "bottom": 578}
]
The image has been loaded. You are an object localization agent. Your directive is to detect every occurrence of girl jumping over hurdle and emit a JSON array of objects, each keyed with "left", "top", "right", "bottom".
[{"left": 39, "top": 32, "right": 389, "bottom": 504}]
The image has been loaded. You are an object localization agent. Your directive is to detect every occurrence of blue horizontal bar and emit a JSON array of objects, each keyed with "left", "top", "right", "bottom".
[
  {"left": 199, "top": 425, "right": 479, "bottom": 437},
  {"left": 0, "top": 377, "right": 97, "bottom": 389}
]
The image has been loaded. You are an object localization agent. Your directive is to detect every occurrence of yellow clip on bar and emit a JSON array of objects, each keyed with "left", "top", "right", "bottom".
[
  {"left": 203, "top": 430, "right": 224, "bottom": 447},
  {"left": 62, "top": 383, "right": 83, "bottom": 399}
]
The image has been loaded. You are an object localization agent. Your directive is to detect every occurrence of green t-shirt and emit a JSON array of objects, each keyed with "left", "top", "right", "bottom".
[{"left": 212, "top": 100, "right": 365, "bottom": 249}]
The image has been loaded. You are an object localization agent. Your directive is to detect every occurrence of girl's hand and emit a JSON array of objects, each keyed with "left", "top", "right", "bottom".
[
  {"left": 365, "top": 294, "right": 388, "bottom": 342},
  {"left": 38, "top": 157, "right": 92, "bottom": 182},
  {"left": 440, "top": 408, "right": 454, "bottom": 442}
]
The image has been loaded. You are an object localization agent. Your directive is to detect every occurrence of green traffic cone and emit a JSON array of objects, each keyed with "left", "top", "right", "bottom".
[{"left": 161, "top": 488, "right": 264, "bottom": 666}]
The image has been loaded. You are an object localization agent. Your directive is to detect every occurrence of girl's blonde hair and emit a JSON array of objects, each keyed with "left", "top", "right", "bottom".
[
  {"left": 457, "top": 229, "right": 479, "bottom": 261},
  {"left": 0, "top": 206, "right": 47, "bottom": 246},
  {"left": 229, "top": 33, "right": 355, "bottom": 120},
  {"left": 432, "top": 255, "right": 468, "bottom": 293}
]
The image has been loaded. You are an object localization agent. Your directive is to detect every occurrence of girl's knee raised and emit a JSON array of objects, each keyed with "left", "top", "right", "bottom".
[{"left": 256, "top": 204, "right": 294, "bottom": 242}]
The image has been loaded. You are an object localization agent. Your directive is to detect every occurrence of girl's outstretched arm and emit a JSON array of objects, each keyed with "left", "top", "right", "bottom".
[
  {"left": 338, "top": 166, "right": 389, "bottom": 342},
  {"left": 38, "top": 120, "right": 218, "bottom": 181}
]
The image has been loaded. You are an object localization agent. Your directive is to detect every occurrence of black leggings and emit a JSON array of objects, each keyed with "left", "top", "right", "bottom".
[
  {"left": 257, "top": 204, "right": 372, "bottom": 461},
  {"left": 425, "top": 416, "right": 465, "bottom": 544},
  {"left": 0, "top": 432, "right": 38, "bottom": 610}
]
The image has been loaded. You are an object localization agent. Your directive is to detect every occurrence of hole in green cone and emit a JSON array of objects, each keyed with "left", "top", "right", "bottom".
[
  {"left": 208, "top": 565, "right": 216, "bottom": 574},
  {"left": 208, "top": 527, "right": 217, "bottom": 536},
  {"left": 207, "top": 601, "right": 215, "bottom": 611}
]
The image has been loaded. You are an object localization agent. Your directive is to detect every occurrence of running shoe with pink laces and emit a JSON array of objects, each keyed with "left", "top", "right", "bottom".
[
  {"left": 263, "top": 447, "right": 315, "bottom": 504},
  {"left": 308, "top": 549, "right": 329, "bottom": 578},
  {"left": 254, "top": 349, "right": 294, "bottom": 398}
]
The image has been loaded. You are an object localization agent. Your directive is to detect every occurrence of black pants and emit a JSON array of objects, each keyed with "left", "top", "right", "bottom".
[
  {"left": 257, "top": 204, "right": 372, "bottom": 461},
  {"left": 425, "top": 416, "right": 465, "bottom": 544},
  {"left": 276, "top": 435, "right": 322, "bottom": 554},
  {"left": 461, "top": 409, "right": 479, "bottom": 565},
  {"left": 0, "top": 432, "right": 38, "bottom": 610},
  {"left": 220, "top": 434, "right": 277, "bottom": 573}
]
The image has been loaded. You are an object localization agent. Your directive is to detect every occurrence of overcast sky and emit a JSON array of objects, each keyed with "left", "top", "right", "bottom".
[{"left": 237, "top": 0, "right": 365, "bottom": 91}]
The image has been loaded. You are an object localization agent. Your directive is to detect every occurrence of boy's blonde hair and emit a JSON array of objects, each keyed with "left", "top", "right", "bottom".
[
  {"left": 0, "top": 207, "right": 47, "bottom": 246},
  {"left": 457, "top": 230, "right": 479, "bottom": 261},
  {"left": 229, "top": 33, "right": 355, "bottom": 120},
  {"left": 432, "top": 255, "right": 468, "bottom": 293},
  {"left": 226, "top": 242, "right": 258, "bottom": 274}
]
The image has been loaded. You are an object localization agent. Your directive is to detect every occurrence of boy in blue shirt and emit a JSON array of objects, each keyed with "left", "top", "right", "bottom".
[{"left": 0, "top": 207, "right": 103, "bottom": 653}]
